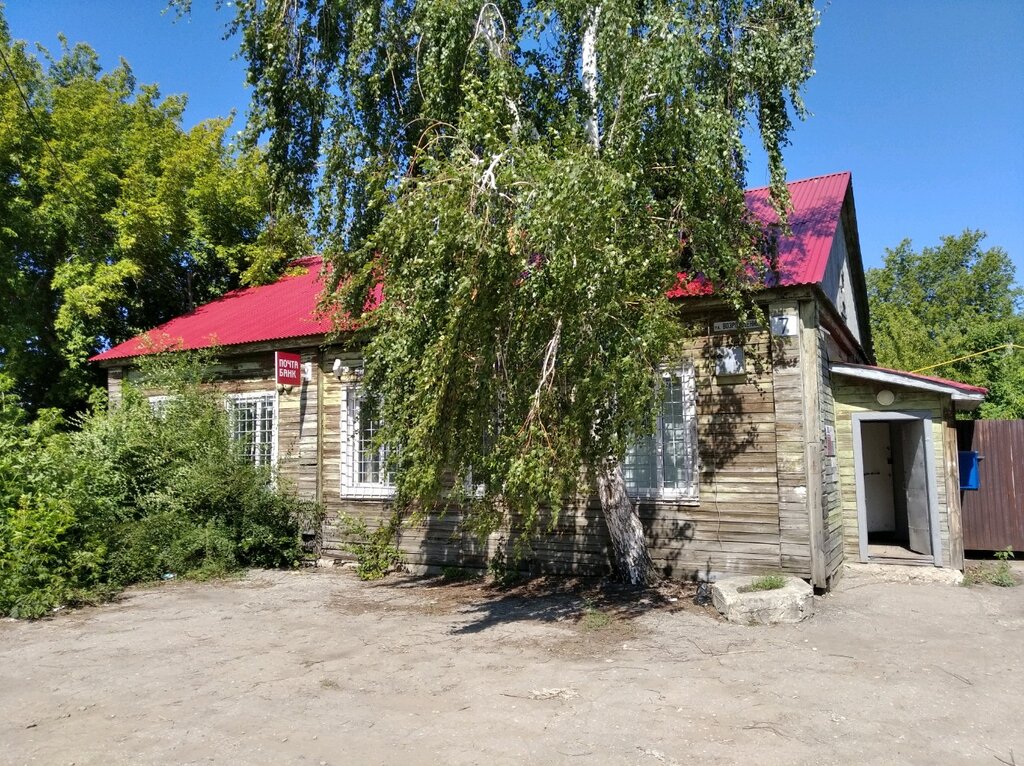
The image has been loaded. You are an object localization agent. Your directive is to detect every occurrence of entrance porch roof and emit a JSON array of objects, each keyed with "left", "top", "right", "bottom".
[{"left": 830, "top": 363, "right": 986, "bottom": 411}]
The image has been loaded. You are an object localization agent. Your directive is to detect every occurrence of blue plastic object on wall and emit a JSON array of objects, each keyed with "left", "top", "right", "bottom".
[{"left": 958, "top": 451, "right": 980, "bottom": 490}]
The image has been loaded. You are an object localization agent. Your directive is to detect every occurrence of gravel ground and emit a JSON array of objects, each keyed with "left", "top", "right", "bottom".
[{"left": 1, "top": 565, "right": 1022, "bottom": 766}]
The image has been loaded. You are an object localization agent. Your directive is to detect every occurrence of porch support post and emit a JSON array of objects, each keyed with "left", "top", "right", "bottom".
[{"left": 943, "top": 412, "right": 965, "bottom": 570}]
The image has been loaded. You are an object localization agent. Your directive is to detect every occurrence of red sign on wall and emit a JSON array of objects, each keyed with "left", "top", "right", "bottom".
[{"left": 275, "top": 351, "right": 302, "bottom": 386}]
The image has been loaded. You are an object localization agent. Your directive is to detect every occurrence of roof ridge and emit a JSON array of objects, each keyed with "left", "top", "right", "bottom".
[{"left": 744, "top": 170, "right": 852, "bottom": 194}]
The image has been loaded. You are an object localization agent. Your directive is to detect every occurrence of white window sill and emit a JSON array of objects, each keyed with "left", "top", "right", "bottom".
[{"left": 340, "top": 485, "right": 396, "bottom": 500}]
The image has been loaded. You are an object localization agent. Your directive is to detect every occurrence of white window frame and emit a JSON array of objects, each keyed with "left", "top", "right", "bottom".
[
  {"left": 147, "top": 395, "right": 173, "bottom": 418},
  {"left": 341, "top": 383, "right": 396, "bottom": 499},
  {"left": 623, "top": 365, "right": 699, "bottom": 503},
  {"left": 226, "top": 391, "right": 278, "bottom": 468}
]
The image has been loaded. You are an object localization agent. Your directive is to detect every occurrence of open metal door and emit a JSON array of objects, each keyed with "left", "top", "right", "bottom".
[{"left": 901, "top": 420, "right": 932, "bottom": 555}]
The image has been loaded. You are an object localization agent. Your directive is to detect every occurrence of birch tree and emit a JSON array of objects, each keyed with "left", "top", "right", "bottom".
[{"left": 215, "top": 0, "right": 818, "bottom": 583}]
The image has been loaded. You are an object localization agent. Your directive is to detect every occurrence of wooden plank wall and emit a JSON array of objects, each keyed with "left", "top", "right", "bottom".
[
  {"left": 319, "top": 319, "right": 795, "bottom": 581},
  {"left": 944, "top": 417, "right": 965, "bottom": 570},
  {"left": 318, "top": 349, "right": 363, "bottom": 555},
  {"left": 109, "top": 309, "right": 839, "bottom": 583},
  {"left": 275, "top": 350, "right": 320, "bottom": 503},
  {"left": 107, "top": 366, "right": 123, "bottom": 406},
  {"left": 833, "top": 381, "right": 956, "bottom": 566},
  {"left": 817, "top": 329, "right": 844, "bottom": 580},
  {"left": 770, "top": 301, "right": 813, "bottom": 579},
  {"left": 682, "top": 325, "right": 783, "bottom": 578},
  {"left": 123, "top": 350, "right": 319, "bottom": 502}
]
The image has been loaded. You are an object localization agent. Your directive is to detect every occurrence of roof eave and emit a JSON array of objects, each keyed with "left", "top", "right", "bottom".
[
  {"left": 830, "top": 363, "right": 986, "bottom": 408},
  {"left": 91, "top": 332, "right": 337, "bottom": 366}
]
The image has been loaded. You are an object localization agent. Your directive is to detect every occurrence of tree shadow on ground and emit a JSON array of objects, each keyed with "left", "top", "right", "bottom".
[{"left": 388, "top": 574, "right": 711, "bottom": 634}]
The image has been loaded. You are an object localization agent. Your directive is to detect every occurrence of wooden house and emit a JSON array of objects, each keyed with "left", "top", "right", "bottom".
[{"left": 91, "top": 172, "right": 985, "bottom": 588}]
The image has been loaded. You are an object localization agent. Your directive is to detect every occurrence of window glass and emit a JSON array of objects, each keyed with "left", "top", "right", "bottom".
[
  {"left": 228, "top": 393, "right": 275, "bottom": 467},
  {"left": 623, "top": 367, "right": 698, "bottom": 501},
  {"left": 342, "top": 384, "right": 395, "bottom": 497}
]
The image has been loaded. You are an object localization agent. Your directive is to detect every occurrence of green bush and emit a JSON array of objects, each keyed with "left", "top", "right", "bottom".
[
  {"left": 338, "top": 512, "right": 404, "bottom": 581},
  {"left": 0, "top": 357, "right": 322, "bottom": 618}
]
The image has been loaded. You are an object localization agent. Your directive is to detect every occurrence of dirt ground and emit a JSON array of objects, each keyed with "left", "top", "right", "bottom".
[{"left": 2, "top": 566, "right": 1022, "bottom": 766}]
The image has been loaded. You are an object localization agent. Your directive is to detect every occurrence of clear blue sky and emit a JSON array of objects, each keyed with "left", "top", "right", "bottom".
[{"left": 6, "top": 0, "right": 1023, "bottom": 278}]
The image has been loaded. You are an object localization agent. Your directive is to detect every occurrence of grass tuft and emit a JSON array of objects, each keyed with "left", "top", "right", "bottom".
[{"left": 744, "top": 574, "right": 787, "bottom": 592}]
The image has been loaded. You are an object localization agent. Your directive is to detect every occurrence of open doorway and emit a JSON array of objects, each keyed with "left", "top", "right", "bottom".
[{"left": 853, "top": 413, "right": 941, "bottom": 565}]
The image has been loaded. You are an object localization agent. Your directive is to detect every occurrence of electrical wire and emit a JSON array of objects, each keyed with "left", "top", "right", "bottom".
[
  {"left": 0, "top": 42, "right": 88, "bottom": 202},
  {"left": 910, "top": 343, "right": 1024, "bottom": 374}
]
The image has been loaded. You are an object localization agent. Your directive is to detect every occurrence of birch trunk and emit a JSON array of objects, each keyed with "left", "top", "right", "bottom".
[
  {"left": 597, "top": 458, "right": 658, "bottom": 585},
  {"left": 582, "top": 3, "right": 654, "bottom": 585},
  {"left": 582, "top": 6, "right": 600, "bottom": 149}
]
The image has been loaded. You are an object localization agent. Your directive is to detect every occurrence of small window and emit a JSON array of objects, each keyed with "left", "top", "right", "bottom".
[
  {"left": 623, "top": 366, "right": 699, "bottom": 502},
  {"left": 148, "top": 395, "right": 172, "bottom": 418},
  {"left": 341, "top": 384, "right": 396, "bottom": 498},
  {"left": 227, "top": 392, "right": 276, "bottom": 467}
]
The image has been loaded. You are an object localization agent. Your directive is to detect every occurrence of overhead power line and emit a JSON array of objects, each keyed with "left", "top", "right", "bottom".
[
  {"left": 0, "top": 42, "right": 88, "bottom": 203},
  {"left": 910, "top": 343, "right": 1024, "bottom": 374}
]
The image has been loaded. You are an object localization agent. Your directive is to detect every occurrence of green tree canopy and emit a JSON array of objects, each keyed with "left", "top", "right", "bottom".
[
  {"left": 867, "top": 230, "right": 1024, "bottom": 419},
  {"left": 0, "top": 11, "right": 306, "bottom": 413},
  {"left": 214, "top": 0, "right": 818, "bottom": 582}
]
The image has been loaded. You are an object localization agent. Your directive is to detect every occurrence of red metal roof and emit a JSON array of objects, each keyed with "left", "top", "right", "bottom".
[
  {"left": 92, "top": 172, "right": 853, "bottom": 362},
  {"left": 91, "top": 257, "right": 334, "bottom": 361},
  {"left": 667, "top": 170, "right": 851, "bottom": 297}
]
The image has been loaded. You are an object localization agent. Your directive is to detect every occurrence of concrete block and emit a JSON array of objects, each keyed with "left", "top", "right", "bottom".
[
  {"left": 842, "top": 563, "right": 964, "bottom": 586},
  {"left": 711, "top": 576, "right": 814, "bottom": 625}
]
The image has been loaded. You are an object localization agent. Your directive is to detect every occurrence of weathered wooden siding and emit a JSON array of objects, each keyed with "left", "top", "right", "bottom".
[
  {"left": 684, "top": 325, "right": 783, "bottom": 578},
  {"left": 944, "top": 418, "right": 965, "bottom": 570},
  {"left": 833, "top": 380, "right": 957, "bottom": 566},
  {"left": 276, "top": 350, "right": 320, "bottom": 502},
  {"left": 770, "top": 301, "right": 812, "bottom": 579},
  {"left": 126, "top": 350, "right": 318, "bottom": 501},
  {"left": 319, "top": 322, "right": 795, "bottom": 581},
  {"left": 816, "top": 309, "right": 871, "bottom": 582},
  {"left": 111, "top": 305, "right": 845, "bottom": 582},
  {"left": 817, "top": 327, "right": 844, "bottom": 580},
  {"left": 319, "top": 350, "right": 365, "bottom": 557},
  {"left": 107, "top": 366, "right": 123, "bottom": 406}
]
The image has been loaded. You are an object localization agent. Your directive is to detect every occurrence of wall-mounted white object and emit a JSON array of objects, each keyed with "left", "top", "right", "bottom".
[
  {"left": 715, "top": 346, "right": 746, "bottom": 376},
  {"left": 770, "top": 311, "right": 799, "bottom": 337}
]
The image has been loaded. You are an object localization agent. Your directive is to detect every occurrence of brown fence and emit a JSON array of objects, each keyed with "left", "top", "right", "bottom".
[{"left": 956, "top": 420, "right": 1024, "bottom": 551}]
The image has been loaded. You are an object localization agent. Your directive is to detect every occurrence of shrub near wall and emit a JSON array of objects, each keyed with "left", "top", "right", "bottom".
[{"left": 0, "top": 358, "right": 319, "bottom": 618}]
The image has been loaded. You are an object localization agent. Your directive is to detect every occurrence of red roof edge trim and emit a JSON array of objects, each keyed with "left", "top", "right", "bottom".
[{"left": 866, "top": 365, "right": 989, "bottom": 395}]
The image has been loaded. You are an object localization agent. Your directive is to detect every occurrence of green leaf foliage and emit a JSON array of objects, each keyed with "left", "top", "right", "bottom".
[
  {"left": 0, "top": 356, "right": 320, "bottom": 619},
  {"left": 214, "top": 0, "right": 818, "bottom": 546},
  {"left": 867, "top": 230, "right": 1024, "bottom": 419},
  {"left": 0, "top": 10, "right": 308, "bottom": 414}
]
